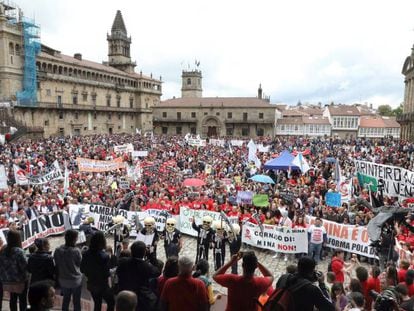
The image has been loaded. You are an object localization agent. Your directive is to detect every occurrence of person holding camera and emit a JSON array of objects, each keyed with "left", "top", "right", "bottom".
[
  {"left": 275, "top": 256, "right": 335, "bottom": 311},
  {"left": 213, "top": 251, "right": 273, "bottom": 311}
]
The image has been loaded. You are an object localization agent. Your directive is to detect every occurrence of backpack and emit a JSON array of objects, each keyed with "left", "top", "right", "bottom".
[{"left": 259, "top": 276, "right": 311, "bottom": 311}]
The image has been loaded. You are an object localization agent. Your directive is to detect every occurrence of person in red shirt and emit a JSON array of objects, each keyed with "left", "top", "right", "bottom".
[
  {"left": 401, "top": 269, "right": 414, "bottom": 297},
  {"left": 213, "top": 251, "right": 273, "bottom": 311},
  {"left": 331, "top": 250, "right": 346, "bottom": 283},
  {"left": 366, "top": 266, "right": 381, "bottom": 310},
  {"left": 160, "top": 256, "right": 208, "bottom": 311},
  {"left": 398, "top": 260, "right": 410, "bottom": 283}
]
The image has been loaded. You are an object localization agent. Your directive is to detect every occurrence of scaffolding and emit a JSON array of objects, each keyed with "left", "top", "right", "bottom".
[{"left": 15, "top": 16, "right": 40, "bottom": 106}]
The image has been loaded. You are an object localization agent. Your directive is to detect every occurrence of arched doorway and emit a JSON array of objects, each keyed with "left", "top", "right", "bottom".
[{"left": 202, "top": 117, "right": 221, "bottom": 137}]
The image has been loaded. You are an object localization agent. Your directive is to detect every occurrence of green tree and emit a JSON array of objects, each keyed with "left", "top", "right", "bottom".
[
  {"left": 377, "top": 104, "right": 393, "bottom": 116},
  {"left": 392, "top": 103, "right": 403, "bottom": 117}
]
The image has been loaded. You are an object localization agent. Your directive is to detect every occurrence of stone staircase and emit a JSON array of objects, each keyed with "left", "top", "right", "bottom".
[{"left": 0, "top": 107, "right": 43, "bottom": 140}]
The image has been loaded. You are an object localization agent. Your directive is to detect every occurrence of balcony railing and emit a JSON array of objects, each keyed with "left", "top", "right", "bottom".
[
  {"left": 15, "top": 102, "right": 151, "bottom": 113},
  {"left": 397, "top": 113, "right": 414, "bottom": 122}
]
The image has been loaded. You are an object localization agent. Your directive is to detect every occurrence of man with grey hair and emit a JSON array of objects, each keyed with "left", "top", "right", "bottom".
[
  {"left": 115, "top": 291, "right": 137, "bottom": 311},
  {"left": 160, "top": 256, "right": 209, "bottom": 311}
]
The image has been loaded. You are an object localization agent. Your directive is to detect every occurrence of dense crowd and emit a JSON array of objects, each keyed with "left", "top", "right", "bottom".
[{"left": 0, "top": 133, "right": 413, "bottom": 310}]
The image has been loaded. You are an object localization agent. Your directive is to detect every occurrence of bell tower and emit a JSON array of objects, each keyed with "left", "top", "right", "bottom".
[
  {"left": 181, "top": 69, "right": 202, "bottom": 98},
  {"left": 107, "top": 10, "right": 136, "bottom": 73}
]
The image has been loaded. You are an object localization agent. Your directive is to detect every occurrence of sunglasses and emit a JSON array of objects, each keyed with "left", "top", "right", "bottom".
[
  {"left": 144, "top": 224, "right": 153, "bottom": 227},
  {"left": 166, "top": 223, "right": 175, "bottom": 226},
  {"left": 203, "top": 221, "right": 211, "bottom": 224}
]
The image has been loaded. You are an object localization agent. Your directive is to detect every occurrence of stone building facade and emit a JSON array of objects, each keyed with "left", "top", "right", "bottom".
[
  {"left": 0, "top": 5, "right": 161, "bottom": 137},
  {"left": 153, "top": 71, "right": 277, "bottom": 137},
  {"left": 399, "top": 45, "right": 414, "bottom": 141}
]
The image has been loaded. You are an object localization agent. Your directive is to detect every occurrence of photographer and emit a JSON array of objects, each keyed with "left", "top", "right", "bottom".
[{"left": 275, "top": 256, "right": 335, "bottom": 311}]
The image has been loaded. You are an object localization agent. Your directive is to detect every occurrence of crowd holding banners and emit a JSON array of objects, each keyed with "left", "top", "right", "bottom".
[{"left": 1, "top": 133, "right": 414, "bottom": 264}]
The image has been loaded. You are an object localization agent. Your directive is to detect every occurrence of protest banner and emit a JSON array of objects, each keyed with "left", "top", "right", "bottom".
[
  {"left": 187, "top": 138, "right": 206, "bottom": 147},
  {"left": 0, "top": 165, "right": 7, "bottom": 189},
  {"left": 257, "top": 144, "right": 270, "bottom": 153},
  {"left": 242, "top": 222, "right": 308, "bottom": 253},
  {"left": 339, "top": 179, "right": 352, "bottom": 203},
  {"left": 326, "top": 192, "right": 341, "bottom": 207},
  {"left": 209, "top": 139, "right": 225, "bottom": 147},
  {"left": 306, "top": 216, "right": 376, "bottom": 258},
  {"left": 114, "top": 143, "right": 133, "bottom": 154},
  {"left": 76, "top": 157, "right": 125, "bottom": 172},
  {"left": 131, "top": 150, "right": 148, "bottom": 158},
  {"left": 179, "top": 206, "right": 238, "bottom": 237},
  {"left": 13, "top": 164, "right": 29, "bottom": 185},
  {"left": 68, "top": 204, "right": 174, "bottom": 235},
  {"left": 354, "top": 160, "right": 414, "bottom": 198},
  {"left": 230, "top": 140, "right": 244, "bottom": 147},
  {"left": 0, "top": 212, "right": 71, "bottom": 249},
  {"left": 28, "top": 160, "right": 64, "bottom": 185}
]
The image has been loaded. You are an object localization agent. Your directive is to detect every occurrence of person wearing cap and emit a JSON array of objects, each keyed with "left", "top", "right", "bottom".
[{"left": 213, "top": 251, "right": 273, "bottom": 311}]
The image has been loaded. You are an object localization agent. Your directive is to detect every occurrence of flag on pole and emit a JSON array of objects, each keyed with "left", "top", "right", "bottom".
[
  {"left": 228, "top": 142, "right": 233, "bottom": 155},
  {"left": 63, "top": 161, "right": 70, "bottom": 196},
  {"left": 135, "top": 128, "right": 141, "bottom": 135},
  {"left": 13, "top": 164, "right": 28, "bottom": 185},
  {"left": 292, "top": 153, "right": 310, "bottom": 174},
  {"left": 247, "top": 140, "right": 261, "bottom": 169},
  {"left": 335, "top": 159, "right": 342, "bottom": 191}
]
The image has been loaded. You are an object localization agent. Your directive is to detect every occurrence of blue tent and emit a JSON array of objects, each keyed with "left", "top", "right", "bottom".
[{"left": 263, "top": 150, "right": 300, "bottom": 171}]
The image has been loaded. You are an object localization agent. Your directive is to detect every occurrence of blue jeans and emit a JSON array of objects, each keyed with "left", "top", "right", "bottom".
[
  {"left": 308, "top": 243, "right": 323, "bottom": 264},
  {"left": 61, "top": 285, "right": 82, "bottom": 311}
]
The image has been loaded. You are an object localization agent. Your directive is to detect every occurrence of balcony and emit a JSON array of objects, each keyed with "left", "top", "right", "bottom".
[
  {"left": 224, "top": 119, "right": 274, "bottom": 124},
  {"left": 397, "top": 113, "right": 414, "bottom": 122},
  {"left": 15, "top": 102, "right": 150, "bottom": 113},
  {"left": 154, "top": 117, "right": 197, "bottom": 123}
]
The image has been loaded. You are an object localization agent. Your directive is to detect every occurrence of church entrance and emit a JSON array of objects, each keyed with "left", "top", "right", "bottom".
[
  {"left": 207, "top": 126, "right": 217, "bottom": 137},
  {"left": 202, "top": 117, "right": 221, "bottom": 137}
]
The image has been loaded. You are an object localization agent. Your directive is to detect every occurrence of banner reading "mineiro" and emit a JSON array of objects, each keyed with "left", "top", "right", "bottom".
[{"left": 76, "top": 157, "right": 125, "bottom": 172}]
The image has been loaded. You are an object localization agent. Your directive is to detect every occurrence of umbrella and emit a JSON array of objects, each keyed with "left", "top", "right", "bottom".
[
  {"left": 183, "top": 178, "right": 205, "bottom": 187},
  {"left": 249, "top": 174, "right": 275, "bottom": 184}
]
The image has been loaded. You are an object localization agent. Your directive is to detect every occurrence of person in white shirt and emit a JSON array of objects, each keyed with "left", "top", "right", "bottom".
[
  {"left": 273, "top": 210, "right": 292, "bottom": 261},
  {"left": 308, "top": 217, "right": 326, "bottom": 264}
]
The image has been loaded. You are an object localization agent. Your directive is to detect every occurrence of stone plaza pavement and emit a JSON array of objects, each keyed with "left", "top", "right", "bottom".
[{"left": 2, "top": 234, "right": 359, "bottom": 310}]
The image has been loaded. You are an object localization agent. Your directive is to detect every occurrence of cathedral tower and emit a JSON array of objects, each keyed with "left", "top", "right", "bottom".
[
  {"left": 181, "top": 69, "right": 202, "bottom": 98},
  {"left": 107, "top": 10, "right": 136, "bottom": 73}
]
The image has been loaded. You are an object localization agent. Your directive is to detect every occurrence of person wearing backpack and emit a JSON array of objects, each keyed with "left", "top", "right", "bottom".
[
  {"left": 271, "top": 256, "right": 335, "bottom": 311},
  {"left": 213, "top": 251, "right": 273, "bottom": 311}
]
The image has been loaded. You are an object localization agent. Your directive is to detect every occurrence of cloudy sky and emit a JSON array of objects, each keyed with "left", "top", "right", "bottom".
[{"left": 15, "top": 0, "right": 414, "bottom": 107}]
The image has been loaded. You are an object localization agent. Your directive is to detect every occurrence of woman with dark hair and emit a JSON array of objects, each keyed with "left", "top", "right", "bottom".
[
  {"left": 80, "top": 231, "right": 115, "bottom": 311},
  {"left": 193, "top": 259, "right": 220, "bottom": 306},
  {"left": 28, "top": 238, "right": 55, "bottom": 285},
  {"left": 157, "top": 256, "right": 178, "bottom": 297},
  {"left": 0, "top": 230, "right": 28, "bottom": 311}
]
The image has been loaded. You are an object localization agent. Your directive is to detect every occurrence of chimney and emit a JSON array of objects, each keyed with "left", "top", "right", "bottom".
[
  {"left": 74, "top": 53, "right": 82, "bottom": 61},
  {"left": 258, "top": 84, "right": 263, "bottom": 99}
]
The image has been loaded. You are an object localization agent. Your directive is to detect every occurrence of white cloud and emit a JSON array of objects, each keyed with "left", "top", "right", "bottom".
[{"left": 15, "top": 0, "right": 414, "bottom": 107}]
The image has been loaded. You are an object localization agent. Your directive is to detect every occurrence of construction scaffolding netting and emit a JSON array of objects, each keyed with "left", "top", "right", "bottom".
[{"left": 16, "top": 17, "right": 40, "bottom": 106}]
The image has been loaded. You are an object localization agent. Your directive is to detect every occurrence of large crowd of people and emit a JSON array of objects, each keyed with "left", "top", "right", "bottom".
[{"left": 0, "top": 133, "right": 413, "bottom": 310}]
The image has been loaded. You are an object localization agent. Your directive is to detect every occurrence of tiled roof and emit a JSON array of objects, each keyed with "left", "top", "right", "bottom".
[
  {"left": 327, "top": 105, "right": 360, "bottom": 116},
  {"left": 38, "top": 51, "right": 158, "bottom": 82},
  {"left": 359, "top": 116, "right": 400, "bottom": 128},
  {"left": 277, "top": 116, "right": 330, "bottom": 125},
  {"left": 157, "top": 97, "right": 276, "bottom": 108}
]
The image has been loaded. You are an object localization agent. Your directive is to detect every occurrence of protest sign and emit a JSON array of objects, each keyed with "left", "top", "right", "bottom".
[
  {"left": 13, "top": 164, "right": 29, "bottom": 185},
  {"left": 242, "top": 222, "right": 308, "bottom": 253},
  {"left": 339, "top": 179, "right": 352, "bottom": 203},
  {"left": 395, "top": 239, "right": 412, "bottom": 264},
  {"left": 306, "top": 216, "right": 376, "bottom": 258},
  {"left": 252, "top": 194, "right": 269, "bottom": 207},
  {"left": 179, "top": 206, "right": 238, "bottom": 237},
  {"left": 187, "top": 138, "right": 206, "bottom": 147},
  {"left": 131, "top": 150, "right": 148, "bottom": 158},
  {"left": 77, "top": 157, "right": 125, "bottom": 172},
  {"left": 118, "top": 179, "right": 130, "bottom": 189},
  {"left": 0, "top": 165, "right": 7, "bottom": 189},
  {"left": 209, "top": 139, "right": 225, "bottom": 147},
  {"left": 236, "top": 191, "right": 253, "bottom": 204},
  {"left": 257, "top": 144, "right": 270, "bottom": 153},
  {"left": 326, "top": 192, "right": 341, "bottom": 207},
  {"left": 230, "top": 140, "right": 244, "bottom": 147},
  {"left": 354, "top": 160, "right": 414, "bottom": 198},
  {"left": 114, "top": 143, "right": 133, "bottom": 154}
]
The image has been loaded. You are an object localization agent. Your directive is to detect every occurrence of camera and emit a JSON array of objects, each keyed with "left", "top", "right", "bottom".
[{"left": 370, "top": 290, "right": 396, "bottom": 311}]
